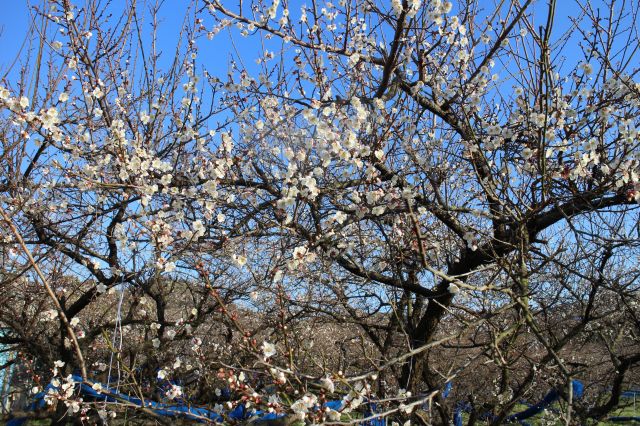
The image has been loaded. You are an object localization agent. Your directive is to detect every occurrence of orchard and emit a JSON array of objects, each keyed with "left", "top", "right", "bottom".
[{"left": 0, "top": 0, "right": 639, "bottom": 425}]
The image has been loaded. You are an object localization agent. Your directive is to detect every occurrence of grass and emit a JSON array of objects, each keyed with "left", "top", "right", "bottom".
[{"left": 456, "top": 400, "right": 640, "bottom": 426}]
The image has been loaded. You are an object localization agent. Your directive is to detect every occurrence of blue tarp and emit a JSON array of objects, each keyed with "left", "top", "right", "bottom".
[
  {"left": 449, "top": 380, "right": 640, "bottom": 425},
  {"left": 15, "top": 374, "right": 637, "bottom": 425},
  {"left": 608, "top": 417, "right": 640, "bottom": 423},
  {"left": 362, "top": 400, "right": 386, "bottom": 426},
  {"left": 506, "top": 380, "right": 583, "bottom": 423},
  {"left": 25, "top": 375, "right": 255, "bottom": 423},
  {"left": 20, "top": 375, "right": 371, "bottom": 424},
  {"left": 442, "top": 381, "right": 452, "bottom": 398},
  {"left": 451, "top": 380, "right": 583, "bottom": 425}
]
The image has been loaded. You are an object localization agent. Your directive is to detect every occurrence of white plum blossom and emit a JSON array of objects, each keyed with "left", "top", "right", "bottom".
[
  {"left": 580, "top": 62, "right": 594, "bottom": 74},
  {"left": 192, "top": 220, "right": 206, "bottom": 238},
  {"left": 92, "top": 87, "right": 104, "bottom": 99},
  {"left": 333, "top": 211, "right": 347, "bottom": 224},
  {"left": 166, "top": 384, "right": 183, "bottom": 400},
  {"left": 319, "top": 377, "right": 335, "bottom": 393},
  {"left": 290, "top": 394, "right": 318, "bottom": 418},
  {"left": 262, "top": 341, "right": 276, "bottom": 358},
  {"left": 164, "top": 261, "right": 177, "bottom": 272},
  {"left": 463, "top": 232, "right": 478, "bottom": 251},
  {"left": 43, "top": 309, "right": 57, "bottom": 321},
  {"left": 232, "top": 254, "right": 247, "bottom": 267},
  {"left": 391, "top": 0, "right": 403, "bottom": 16},
  {"left": 139, "top": 111, "right": 150, "bottom": 124}
]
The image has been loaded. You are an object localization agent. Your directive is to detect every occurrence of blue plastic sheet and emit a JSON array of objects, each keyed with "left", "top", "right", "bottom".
[
  {"left": 20, "top": 375, "right": 359, "bottom": 424},
  {"left": 451, "top": 380, "right": 584, "bottom": 425},
  {"left": 17, "top": 374, "right": 635, "bottom": 425},
  {"left": 608, "top": 416, "right": 640, "bottom": 423}
]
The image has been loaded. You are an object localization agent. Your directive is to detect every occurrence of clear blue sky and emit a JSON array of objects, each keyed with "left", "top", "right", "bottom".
[
  {"left": 0, "top": 1, "right": 242, "bottom": 81},
  {"left": 0, "top": 1, "right": 629, "bottom": 88},
  {"left": 0, "top": 1, "right": 31, "bottom": 77}
]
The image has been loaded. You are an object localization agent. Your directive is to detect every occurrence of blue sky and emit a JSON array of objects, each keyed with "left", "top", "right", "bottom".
[
  {"left": 0, "top": 1, "right": 596, "bottom": 80},
  {"left": 0, "top": 1, "right": 277, "bottom": 88},
  {"left": 0, "top": 0, "right": 634, "bottom": 128},
  {"left": 0, "top": 1, "right": 30, "bottom": 78}
]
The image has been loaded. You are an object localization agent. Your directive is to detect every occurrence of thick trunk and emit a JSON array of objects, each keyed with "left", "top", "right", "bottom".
[{"left": 399, "top": 287, "right": 453, "bottom": 391}]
